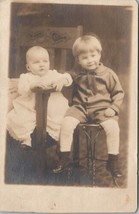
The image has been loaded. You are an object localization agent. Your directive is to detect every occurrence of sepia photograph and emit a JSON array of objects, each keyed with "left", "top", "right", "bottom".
[{"left": 0, "top": 0, "right": 138, "bottom": 213}]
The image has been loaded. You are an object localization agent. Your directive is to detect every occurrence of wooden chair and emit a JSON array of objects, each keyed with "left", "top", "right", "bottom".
[{"left": 8, "top": 25, "right": 83, "bottom": 177}]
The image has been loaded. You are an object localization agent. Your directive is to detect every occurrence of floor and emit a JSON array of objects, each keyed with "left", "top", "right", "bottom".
[{"left": 5, "top": 127, "right": 127, "bottom": 188}]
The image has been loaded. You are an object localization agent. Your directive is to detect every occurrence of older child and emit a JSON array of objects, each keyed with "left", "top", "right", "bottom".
[
  {"left": 7, "top": 46, "right": 72, "bottom": 148},
  {"left": 53, "top": 34, "right": 124, "bottom": 177}
]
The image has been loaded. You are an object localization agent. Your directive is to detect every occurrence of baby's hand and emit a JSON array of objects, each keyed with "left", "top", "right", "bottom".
[
  {"left": 44, "top": 82, "right": 55, "bottom": 89},
  {"left": 52, "top": 78, "right": 68, "bottom": 91},
  {"left": 30, "top": 81, "right": 48, "bottom": 90},
  {"left": 104, "top": 108, "right": 116, "bottom": 117}
]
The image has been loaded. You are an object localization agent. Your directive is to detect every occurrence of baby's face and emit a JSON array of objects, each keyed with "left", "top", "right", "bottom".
[
  {"left": 78, "top": 50, "right": 101, "bottom": 71},
  {"left": 26, "top": 49, "right": 50, "bottom": 76}
]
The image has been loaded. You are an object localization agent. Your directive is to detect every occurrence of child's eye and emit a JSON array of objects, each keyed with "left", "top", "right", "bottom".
[
  {"left": 82, "top": 56, "right": 88, "bottom": 60},
  {"left": 33, "top": 61, "right": 39, "bottom": 64}
]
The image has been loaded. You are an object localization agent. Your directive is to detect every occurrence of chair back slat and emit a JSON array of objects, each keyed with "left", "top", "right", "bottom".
[{"left": 19, "top": 26, "right": 82, "bottom": 48}]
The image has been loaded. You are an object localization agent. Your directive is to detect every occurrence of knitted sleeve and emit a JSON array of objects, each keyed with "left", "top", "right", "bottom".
[{"left": 108, "top": 70, "right": 124, "bottom": 114}]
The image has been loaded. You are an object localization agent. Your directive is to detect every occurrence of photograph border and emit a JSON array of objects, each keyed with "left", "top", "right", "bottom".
[{"left": 0, "top": 0, "right": 138, "bottom": 213}]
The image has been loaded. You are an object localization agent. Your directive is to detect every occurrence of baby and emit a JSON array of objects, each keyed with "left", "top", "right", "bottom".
[{"left": 7, "top": 46, "right": 72, "bottom": 148}]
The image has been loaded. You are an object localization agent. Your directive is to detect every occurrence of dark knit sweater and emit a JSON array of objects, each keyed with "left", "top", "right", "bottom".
[{"left": 69, "top": 63, "right": 124, "bottom": 114}]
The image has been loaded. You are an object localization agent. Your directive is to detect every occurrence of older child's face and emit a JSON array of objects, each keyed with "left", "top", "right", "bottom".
[
  {"left": 78, "top": 50, "right": 101, "bottom": 71},
  {"left": 26, "top": 49, "right": 50, "bottom": 76}
]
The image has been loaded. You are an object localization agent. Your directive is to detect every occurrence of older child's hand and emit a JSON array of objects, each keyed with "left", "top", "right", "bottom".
[
  {"left": 52, "top": 78, "right": 68, "bottom": 91},
  {"left": 104, "top": 108, "right": 116, "bottom": 117}
]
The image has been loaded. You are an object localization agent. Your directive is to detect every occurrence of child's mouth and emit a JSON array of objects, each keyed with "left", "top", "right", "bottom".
[{"left": 87, "top": 64, "right": 95, "bottom": 68}]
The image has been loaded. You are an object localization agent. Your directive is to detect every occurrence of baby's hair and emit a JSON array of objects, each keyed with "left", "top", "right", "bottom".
[
  {"left": 72, "top": 34, "right": 102, "bottom": 58},
  {"left": 26, "top": 46, "right": 49, "bottom": 62}
]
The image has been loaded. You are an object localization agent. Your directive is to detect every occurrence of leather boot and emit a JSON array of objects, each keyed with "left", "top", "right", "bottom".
[
  {"left": 53, "top": 152, "right": 72, "bottom": 173},
  {"left": 106, "top": 154, "right": 122, "bottom": 178}
]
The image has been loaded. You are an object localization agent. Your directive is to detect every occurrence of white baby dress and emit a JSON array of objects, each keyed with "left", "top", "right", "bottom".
[{"left": 7, "top": 70, "right": 72, "bottom": 145}]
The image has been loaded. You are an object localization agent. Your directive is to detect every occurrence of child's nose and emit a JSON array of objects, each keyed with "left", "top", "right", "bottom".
[
  {"left": 87, "top": 57, "right": 92, "bottom": 63},
  {"left": 39, "top": 62, "right": 44, "bottom": 66}
]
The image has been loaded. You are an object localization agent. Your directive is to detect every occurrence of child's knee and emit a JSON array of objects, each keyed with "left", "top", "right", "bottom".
[
  {"left": 61, "top": 116, "right": 80, "bottom": 133},
  {"left": 101, "top": 119, "right": 119, "bottom": 135}
]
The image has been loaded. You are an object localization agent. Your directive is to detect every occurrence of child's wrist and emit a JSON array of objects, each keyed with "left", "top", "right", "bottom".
[{"left": 30, "top": 82, "right": 38, "bottom": 91}]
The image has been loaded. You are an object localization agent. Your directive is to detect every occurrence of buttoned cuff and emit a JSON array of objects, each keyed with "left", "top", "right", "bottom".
[
  {"left": 111, "top": 104, "right": 120, "bottom": 114},
  {"left": 62, "top": 73, "right": 73, "bottom": 86}
]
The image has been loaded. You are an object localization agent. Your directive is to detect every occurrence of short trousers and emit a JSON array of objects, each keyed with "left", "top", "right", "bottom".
[{"left": 65, "top": 104, "right": 118, "bottom": 123}]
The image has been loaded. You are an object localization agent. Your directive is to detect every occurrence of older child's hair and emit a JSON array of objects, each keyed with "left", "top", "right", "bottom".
[{"left": 72, "top": 34, "right": 102, "bottom": 58}]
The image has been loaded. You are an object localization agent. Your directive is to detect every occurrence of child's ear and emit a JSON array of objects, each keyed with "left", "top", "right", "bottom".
[
  {"left": 26, "top": 64, "right": 30, "bottom": 71},
  {"left": 99, "top": 51, "right": 102, "bottom": 57},
  {"left": 75, "top": 57, "right": 79, "bottom": 64}
]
